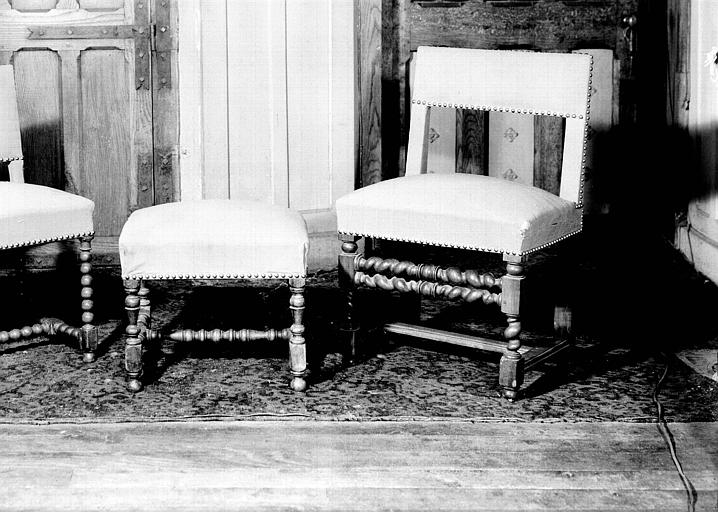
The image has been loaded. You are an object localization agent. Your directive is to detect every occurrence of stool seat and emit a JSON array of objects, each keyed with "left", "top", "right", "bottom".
[
  {"left": 119, "top": 199, "right": 309, "bottom": 280},
  {"left": 118, "top": 198, "right": 310, "bottom": 393}
]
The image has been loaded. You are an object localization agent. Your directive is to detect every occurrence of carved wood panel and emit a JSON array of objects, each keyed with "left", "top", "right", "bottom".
[
  {"left": 0, "top": 0, "right": 176, "bottom": 266},
  {"left": 363, "top": 0, "right": 639, "bottom": 214}
]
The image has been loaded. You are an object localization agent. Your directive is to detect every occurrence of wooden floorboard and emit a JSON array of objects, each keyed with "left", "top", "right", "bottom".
[{"left": 0, "top": 421, "right": 716, "bottom": 511}]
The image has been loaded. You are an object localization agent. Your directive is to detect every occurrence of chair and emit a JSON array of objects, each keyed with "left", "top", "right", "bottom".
[
  {"left": 118, "top": 199, "right": 309, "bottom": 392},
  {"left": 0, "top": 65, "right": 98, "bottom": 361},
  {"left": 336, "top": 47, "right": 593, "bottom": 400}
]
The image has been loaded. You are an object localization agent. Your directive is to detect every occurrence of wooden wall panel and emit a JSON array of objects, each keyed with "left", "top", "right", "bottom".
[
  {"left": 152, "top": 0, "right": 179, "bottom": 205},
  {"left": 199, "top": 0, "right": 229, "bottom": 200},
  {"left": 226, "top": 0, "right": 288, "bottom": 205},
  {"left": 12, "top": 49, "right": 62, "bottom": 189},
  {"left": 408, "top": 1, "right": 635, "bottom": 51},
  {"left": 79, "top": 49, "right": 132, "bottom": 236},
  {"left": 456, "top": 109, "right": 488, "bottom": 175},
  {"left": 533, "top": 116, "right": 564, "bottom": 195},
  {"left": 358, "top": 0, "right": 382, "bottom": 187},
  {"left": 286, "top": 0, "right": 332, "bottom": 211},
  {"left": 382, "top": 0, "right": 409, "bottom": 178}
]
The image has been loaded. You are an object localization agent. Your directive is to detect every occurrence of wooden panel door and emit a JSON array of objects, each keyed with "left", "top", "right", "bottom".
[{"left": 0, "top": 0, "right": 176, "bottom": 266}]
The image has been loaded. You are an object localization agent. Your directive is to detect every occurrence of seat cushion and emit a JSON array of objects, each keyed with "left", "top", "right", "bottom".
[
  {"left": 0, "top": 182, "right": 94, "bottom": 249},
  {"left": 336, "top": 174, "right": 582, "bottom": 255},
  {"left": 119, "top": 199, "right": 309, "bottom": 279}
]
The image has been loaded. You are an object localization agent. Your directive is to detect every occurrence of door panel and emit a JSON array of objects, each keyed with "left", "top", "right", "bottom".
[
  {"left": 286, "top": 0, "right": 332, "bottom": 212},
  {"left": 80, "top": 48, "right": 133, "bottom": 236},
  {"left": 226, "top": 0, "right": 288, "bottom": 205},
  {"left": 13, "top": 49, "right": 63, "bottom": 189},
  {"left": 0, "top": 0, "right": 166, "bottom": 266}
]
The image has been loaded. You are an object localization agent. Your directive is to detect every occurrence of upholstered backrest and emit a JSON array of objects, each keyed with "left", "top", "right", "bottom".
[
  {"left": 406, "top": 47, "right": 592, "bottom": 207},
  {"left": 0, "top": 65, "right": 24, "bottom": 182}
]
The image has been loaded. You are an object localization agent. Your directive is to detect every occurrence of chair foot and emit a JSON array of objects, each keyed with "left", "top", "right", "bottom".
[
  {"left": 499, "top": 352, "right": 524, "bottom": 401},
  {"left": 501, "top": 387, "right": 519, "bottom": 401},
  {"left": 290, "top": 376, "right": 307, "bottom": 392},
  {"left": 80, "top": 325, "right": 98, "bottom": 363},
  {"left": 341, "top": 327, "right": 360, "bottom": 365},
  {"left": 553, "top": 305, "right": 573, "bottom": 340},
  {"left": 127, "top": 378, "right": 143, "bottom": 393}
]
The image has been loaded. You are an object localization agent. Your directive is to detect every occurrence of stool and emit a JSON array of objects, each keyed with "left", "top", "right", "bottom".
[{"left": 118, "top": 199, "right": 309, "bottom": 392}]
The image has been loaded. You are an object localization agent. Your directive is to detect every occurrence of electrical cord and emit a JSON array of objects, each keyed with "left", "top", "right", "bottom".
[{"left": 653, "top": 352, "right": 698, "bottom": 512}]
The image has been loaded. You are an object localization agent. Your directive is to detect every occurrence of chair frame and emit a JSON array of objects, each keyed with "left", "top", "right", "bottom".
[
  {"left": 122, "top": 277, "right": 307, "bottom": 393},
  {"left": 1, "top": 64, "right": 98, "bottom": 361},
  {"left": 0, "top": 234, "right": 98, "bottom": 362},
  {"left": 338, "top": 47, "right": 593, "bottom": 400}
]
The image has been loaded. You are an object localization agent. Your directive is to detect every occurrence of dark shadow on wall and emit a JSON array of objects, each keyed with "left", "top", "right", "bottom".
[
  {"left": 0, "top": 119, "right": 66, "bottom": 190},
  {"left": 570, "top": 121, "right": 718, "bottom": 353}
]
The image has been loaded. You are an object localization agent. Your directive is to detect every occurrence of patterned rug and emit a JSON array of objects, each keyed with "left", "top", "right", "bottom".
[{"left": 1, "top": 227, "right": 717, "bottom": 423}]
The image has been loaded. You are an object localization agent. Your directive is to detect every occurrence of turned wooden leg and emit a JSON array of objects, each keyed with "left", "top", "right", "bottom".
[
  {"left": 288, "top": 278, "right": 307, "bottom": 392},
  {"left": 499, "top": 254, "right": 525, "bottom": 401},
  {"left": 124, "top": 279, "right": 143, "bottom": 392},
  {"left": 137, "top": 282, "right": 152, "bottom": 331},
  {"left": 78, "top": 236, "right": 98, "bottom": 362},
  {"left": 339, "top": 235, "right": 360, "bottom": 363}
]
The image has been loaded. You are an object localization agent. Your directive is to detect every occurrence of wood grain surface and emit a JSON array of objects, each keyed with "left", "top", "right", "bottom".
[{"left": 0, "top": 421, "right": 715, "bottom": 511}]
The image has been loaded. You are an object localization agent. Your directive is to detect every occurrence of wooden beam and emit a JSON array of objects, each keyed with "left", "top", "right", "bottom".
[
  {"left": 533, "top": 116, "right": 565, "bottom": 195},
  {"left": 384, "top": 322, "right": 529, "bottom": 354},
  {"left": 455, "top": 109, "right": 488, "bottom": 175},
  {"left": 357, "top": 0, "right": 382, "bottom": 186}
]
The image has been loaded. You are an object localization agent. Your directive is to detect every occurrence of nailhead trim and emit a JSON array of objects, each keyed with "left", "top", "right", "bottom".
[
  {"left": 0, "top": 230, "right": 95, "bottom": 250},
  {"left": 121, "top": 272, "right": 307, "bottom": 280},
  {"left": 413, "top": 53, "right": 594, "bottom": 210},
  {"left": 1, "top": 156, "right": 22, "bottom": 162},
  {"left": 575, "top": 52, "right": 593, "bottom": 209},
  {"left": 411, "top": 99, "right": 585, "bottom": 120},
  {"left": 338, "top": 228, "right": 583, "bottom": 256}
]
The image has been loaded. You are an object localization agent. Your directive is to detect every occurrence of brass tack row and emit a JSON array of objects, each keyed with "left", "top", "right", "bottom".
[{"left": 0, "top": 230, "right": 94, "bottom": 251}]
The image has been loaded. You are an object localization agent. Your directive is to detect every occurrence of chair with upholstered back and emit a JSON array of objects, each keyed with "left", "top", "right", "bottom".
[
  {"left": 0, "top": 65, "right": 98, "bottom": 361},
  {"left": 336, "top": 47, "right": 593, "bottom": 400}
]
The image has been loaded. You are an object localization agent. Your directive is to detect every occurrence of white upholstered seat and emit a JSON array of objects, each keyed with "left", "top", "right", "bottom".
[
  {"left": 336, "top": 173, "right": 582, "bottom": 255},
  {"left": 0, "top": 182, "right": 94, "bottom": 249},
  {"left": 119, "top": 199, "right": 309, "bottom": 279}
]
